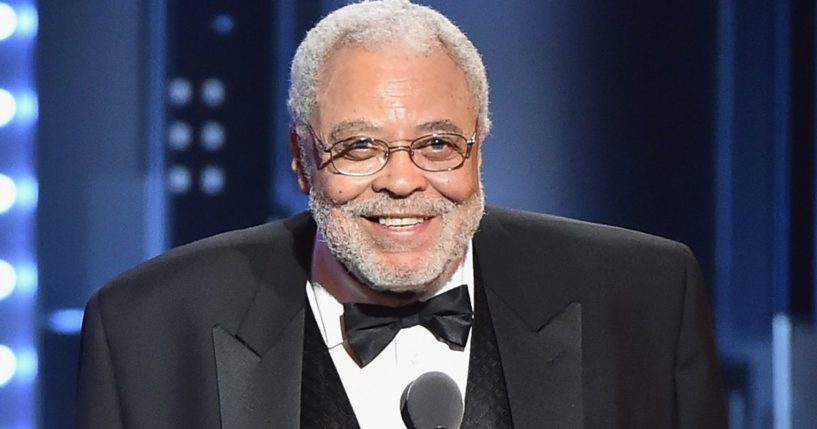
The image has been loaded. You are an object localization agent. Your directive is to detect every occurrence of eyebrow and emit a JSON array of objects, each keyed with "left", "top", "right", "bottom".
[
  {"left": 327, "top": 118, "right": 466, "bottom": 141},
  {"left": 416, "top": 119, "right": 464, "bottom": 135},
  {"left": 329, "top": 120, "right": 381, "bottom": 141}
]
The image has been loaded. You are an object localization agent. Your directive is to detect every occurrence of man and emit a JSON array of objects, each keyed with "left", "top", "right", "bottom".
[{"left": 77, "top": 1, "right": 727, "bottom": 428}]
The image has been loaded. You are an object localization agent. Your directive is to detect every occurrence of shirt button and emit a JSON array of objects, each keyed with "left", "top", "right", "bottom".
[{"left": 410, "top": 353, "right": 422, "bottom": 366}]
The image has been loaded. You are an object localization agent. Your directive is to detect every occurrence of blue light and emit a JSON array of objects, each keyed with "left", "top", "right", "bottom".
[
  {"left": 13, "top": 4, "right": 36, "bottom": 37},
  {"left": 12, "top": 262, "right": 36, "bottom": 297},
  {"left": 13, "top": 348, "right": 37, "bottom": 384},
  {"left": 0, "top": 259, "right": 15, "bottom": 300},
  {"left": 47, "top": 308, "right": 85, "bottom": 335},
  {"left": 200, "top": 165, "right": 225, "bottom": 195},
  {"left": 0, "top": 3, "right": 16, "bottom": 41},
  {"left": 0, "top": 174, "right": 17, "bottom": 213},
  {"left": 13, "top": 91, "right": 37, "bottom": 123},
  {"left": 211, "top": 14, "right": 235, "bottom": 36},
  {"left": 773, "top": 314, "right": 792, "bottom": 429},
  {"left": 167, "top": 165, "right": 192, "bottom": 194},
  {"left": 12, "top": 177, "right": 37, "bottom": 211},
  {"left": 0, "top": 345, "right": 16, "bottom": 386},
  {"left": 0, "top": 88, "right": 16, "bottom": 126},
  {"left": 0, "top": 3, "right": 38, "bottom": 428}
]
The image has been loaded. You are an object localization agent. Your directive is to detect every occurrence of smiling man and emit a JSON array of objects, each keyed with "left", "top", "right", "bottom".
[
  {"left": 77, "top": 1, "right": 727, "bottom": 428},
  {"left": 303, "top": 45, "right": 484, "bottom": 297}
]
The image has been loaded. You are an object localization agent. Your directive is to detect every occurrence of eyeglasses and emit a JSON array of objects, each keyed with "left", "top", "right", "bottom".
[{"left": 306, "top": 123, "right": 477, "bottom": 176}]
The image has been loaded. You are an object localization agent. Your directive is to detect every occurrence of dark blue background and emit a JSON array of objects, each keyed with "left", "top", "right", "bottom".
[{"left": 28, "top": 1, "right": 816, "bottom": 428}]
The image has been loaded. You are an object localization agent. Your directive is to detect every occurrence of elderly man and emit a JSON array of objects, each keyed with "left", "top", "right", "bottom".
[{"left": 77, "top": 1, "right": 727, "bottom": 428}]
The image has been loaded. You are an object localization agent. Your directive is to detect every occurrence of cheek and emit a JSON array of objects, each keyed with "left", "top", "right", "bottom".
[
  {"left": 314, "top": 173, "right": 372, "bottom": 204},
  {"left": 427, "top": 168, "right": 481, "bottom": 202}
]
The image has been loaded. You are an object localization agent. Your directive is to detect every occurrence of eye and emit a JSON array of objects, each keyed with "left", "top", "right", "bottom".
[
  {"left": 331, "top": 137, "right": 384, "bottom": 161},
  {"left": 413, "top": 135, "right": 466, "bottom": 161},
  {"left": 427, "top": 138, "right": 451, "bottom": 151},
  {"left": 415, "top": 136, "right": 458, "bottom": 151}
]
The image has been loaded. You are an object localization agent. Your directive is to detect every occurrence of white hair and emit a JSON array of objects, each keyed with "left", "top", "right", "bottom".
[{"left": 288, "top": 0, "right": 491, "bottom": 143}]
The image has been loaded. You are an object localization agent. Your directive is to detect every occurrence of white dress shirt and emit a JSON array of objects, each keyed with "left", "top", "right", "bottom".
[{"left": 305, "top": 240, "right": 475, "bottom": 429}]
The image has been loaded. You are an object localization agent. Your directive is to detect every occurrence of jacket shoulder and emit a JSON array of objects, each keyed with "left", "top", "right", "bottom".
[
  {"left": 88, "top": 212, "right": 314, "bottom": 328},
  {"left": 481, "top": 206, "right": 691, "bottom": 257},
  {"left": 476, "top": 206, "right": 700, "bottom": 316}
]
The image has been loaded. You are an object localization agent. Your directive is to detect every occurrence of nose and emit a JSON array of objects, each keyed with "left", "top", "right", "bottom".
[{"left": 370, "top": 148, "right": 428, "bottom": 197}]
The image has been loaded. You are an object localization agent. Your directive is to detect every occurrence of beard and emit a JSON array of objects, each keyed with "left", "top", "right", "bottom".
[{"left": 309, "top": 187, "right": 485, "bottom": 295}]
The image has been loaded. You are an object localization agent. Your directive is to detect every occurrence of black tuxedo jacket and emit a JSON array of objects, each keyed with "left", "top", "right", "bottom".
[{"left": 77, "top": 207, "right": 727, "bottom": 428}]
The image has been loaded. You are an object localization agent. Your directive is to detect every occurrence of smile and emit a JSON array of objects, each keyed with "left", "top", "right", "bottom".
[{"left": 372, "top": 216, "right": 428, "bottom": 228}]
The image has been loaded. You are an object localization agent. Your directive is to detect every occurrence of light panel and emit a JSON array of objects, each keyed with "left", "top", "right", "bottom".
[
  {"left": 8, "top": 262, "right": 35, "bottom": 298},
  {"left": 0, "top": 259, "right": 15, "bottom": 300},
  {"left": 0, "top": 1, "right": 38, "bottom": 426},
  {"left": 167, "top": 165, "right": 192, "bottom": 194},
  {"left": 10, "top": 177, "right": 36, "bottom": 212},
  {"left": 12, "top": 348, "right": 36, "bottom": 384},
  {"left": 13, "top": 90, "right": 37, "bottom": 123},
  {"left": 0, "top": 345, "right": 16, "bottom": 387},
  {"left": 211, "top": 14, "right": 234, "bottom": 36},
  {"left": 0, "top": 174, "right": 16, "bottom": 213},
  {"left": 0, "top": 88, "right": 15, "bottom": 126},
  {"left": 0, "top": 3, "right": 15, "bottom": 41},
  {"left": 12, "top": 4, "right": 35, "bottom": 37}
]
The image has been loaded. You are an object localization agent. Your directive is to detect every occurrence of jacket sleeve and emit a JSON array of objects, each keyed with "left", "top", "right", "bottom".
[
  {"left": 76, "top": 291, "right": 125, "bottom": 429},
  {"left": 674, "top": 246, "right": 728, "bottom": 428}
]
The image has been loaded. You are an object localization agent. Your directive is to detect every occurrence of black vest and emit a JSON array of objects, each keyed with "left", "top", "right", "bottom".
[{"left": 300, "top": 275, "right": 514, "bottom": 428}]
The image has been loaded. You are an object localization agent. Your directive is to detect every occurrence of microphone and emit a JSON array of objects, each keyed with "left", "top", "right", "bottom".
[{"left": 400, "top": 372, "right": 464, "bottom": 429}]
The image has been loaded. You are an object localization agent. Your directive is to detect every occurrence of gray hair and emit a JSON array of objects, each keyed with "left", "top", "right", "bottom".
[{"left": 288, "top": 0, "right": 491, "bottom": 143}]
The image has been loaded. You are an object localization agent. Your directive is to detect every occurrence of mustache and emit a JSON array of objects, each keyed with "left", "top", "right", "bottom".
[{"left": 335, "top": 193, "right": 457, "bottom": 217}]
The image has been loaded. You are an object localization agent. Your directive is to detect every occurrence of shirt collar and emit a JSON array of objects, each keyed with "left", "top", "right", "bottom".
[{"left": 306, "top": 241, "right": 475, "bottom": 349}]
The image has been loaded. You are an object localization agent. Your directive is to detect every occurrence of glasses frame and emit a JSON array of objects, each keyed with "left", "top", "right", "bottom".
[{"left": 305, "top": 122, "right": 478, "bottom": 177}]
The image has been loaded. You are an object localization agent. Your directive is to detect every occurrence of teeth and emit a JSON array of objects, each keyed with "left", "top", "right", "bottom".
[{"left": 378, "top": 217, "right": 424, "bottom": 227}]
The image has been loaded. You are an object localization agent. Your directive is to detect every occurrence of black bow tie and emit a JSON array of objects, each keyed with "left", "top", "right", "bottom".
[{"left": 342, "top": 285, "right": 473, "bottom": 367}]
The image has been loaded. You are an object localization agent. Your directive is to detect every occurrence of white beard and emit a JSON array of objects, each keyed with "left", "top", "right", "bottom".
[{"left": 309, "top": 188, "right": 484, "bottom": 294}]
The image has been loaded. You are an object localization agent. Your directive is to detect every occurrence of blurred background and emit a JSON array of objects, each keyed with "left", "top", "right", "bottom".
[{"left": 0, "top": 0, "right": 814, "bottom": 427}]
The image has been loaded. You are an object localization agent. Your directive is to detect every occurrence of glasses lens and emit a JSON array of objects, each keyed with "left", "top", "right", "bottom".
[
  {"left": 329, "top": 137, "right": 388, "bottom": 175},
  {"left": 411, "top": 134, "right": 468, "bottom": 171}
]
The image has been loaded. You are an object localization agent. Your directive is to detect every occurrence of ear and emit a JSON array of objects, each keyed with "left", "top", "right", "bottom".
[
  {"left": 477, "top": 144, "right": 483, "bottom": 169},
  {"left": 289, "top": 125, "right": 311, "bottom": 194}
]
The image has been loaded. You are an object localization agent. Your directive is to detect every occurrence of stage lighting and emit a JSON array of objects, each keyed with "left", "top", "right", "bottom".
[
  {"left": 47, "top": 308, "right": 85, "bottom": 335},
  {"left": 0, "top": 174, "right": 17, "bottom": 213},
  {"left": 168, "top": 121, "right": 192, "bottom": 151},
  {"left": 0, "top": 259, "right": 15, "bottom": 300},
  {"left": 200, "top": 78, "right": 225, "bottom": 108},
  {"left": 0, "top": 3, "right": 16, "bottom": 41},
  {"left": 13, "top": 4, "right": 35, "bottom": 37},
  {"left": 168, "top": 78, "right": 193, "bottom": 107},
  {"left": 0, "top": 345, "right": 16, "bottom": 386},
  {"left": 0, "top": 2, "right": 37, "bottom": 427},
  {"left": 200, "top": 121, "right": 225, "bottom": 152},
  {"left": 12, "top": 262, "right": 35, "bottom": 296},
  {"left": 0, "top": 88, "right": 16, "bottom": 127},
  {"left": 13, "top": 348, "right": 36, "bottom": 384},
  {"left": 211, "top": 14, "right": 234, "bottom": 36},
  {"left": 14, "top": 91, "right": 37, "bottom": 123},
  {"left": 11, "top": 177, "right": 36, "bottom": 211},
  {"left": 200, "top": 165, "right": 225, "bottom": 195},
  {"left": 167, "top": 165, "right": 192, "bottom": 194}
]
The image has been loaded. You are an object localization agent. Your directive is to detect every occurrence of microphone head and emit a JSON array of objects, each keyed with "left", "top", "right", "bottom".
[{"left": 400, "top": 371, "right": 464, "bottom": 429}]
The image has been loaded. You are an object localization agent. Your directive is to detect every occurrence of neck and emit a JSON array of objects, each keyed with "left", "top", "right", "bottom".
[{"left": 311, "top": 231, "right": 462, "bottom": 307}]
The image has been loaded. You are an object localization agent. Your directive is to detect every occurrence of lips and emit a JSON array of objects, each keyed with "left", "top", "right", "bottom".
[
  {"left": 363, "top": 214, "right": 433, "bottom": 227},
  {"left": 377, "top": 216, "right": 426, "bottom": 227}
]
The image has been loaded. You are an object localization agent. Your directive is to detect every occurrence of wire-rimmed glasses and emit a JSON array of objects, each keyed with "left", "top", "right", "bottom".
[{"left": 306, "top": 124, "right": 477, "bottom": 176}]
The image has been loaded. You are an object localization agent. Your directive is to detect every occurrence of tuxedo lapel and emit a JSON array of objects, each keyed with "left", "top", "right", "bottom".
[
  {"left": 486, "top": 293, "right": 583, "bottom": 428},
  {"left": 212, "top": 213, "right": 316, "bottom": 429},
  {"left": 475, "top": 209, "right": 584, "bottom": 428},
  {"left": 213, "top": 313, "right": 305, "bottom": 429}
]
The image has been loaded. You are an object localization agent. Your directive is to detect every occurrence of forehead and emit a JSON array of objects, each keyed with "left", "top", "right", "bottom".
[{"left": 312, "top": 44, "right": 475, "bottom": 133}]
